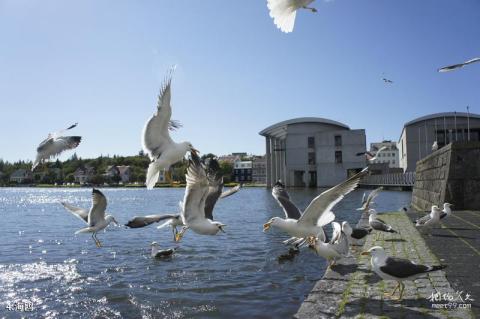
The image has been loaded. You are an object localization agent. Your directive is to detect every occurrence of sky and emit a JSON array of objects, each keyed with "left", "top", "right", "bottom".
[{"left": 0, "top": 0, "right": 479, "bottom": 163}]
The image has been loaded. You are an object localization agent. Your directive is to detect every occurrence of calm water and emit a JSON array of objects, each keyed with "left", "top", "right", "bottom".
[{"left": 0, "top": 187, "right": 411, "bottom": 318}]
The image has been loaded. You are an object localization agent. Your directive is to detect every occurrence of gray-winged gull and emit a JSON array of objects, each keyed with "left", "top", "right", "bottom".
[
  {"left": 32, "top": 123, "right": 81, "bottom": 171},
  {"left": 361, "top": 246, "right": 446, "bottom": 300},
  {"left": 368, "top": 209, "right": 398, "bottom": 240},
  {"left": 415, "top": 205, "right": 441, "bottom": 228},
  {"left": 142, "top": 66, "right": 198, "bottom": 189}
]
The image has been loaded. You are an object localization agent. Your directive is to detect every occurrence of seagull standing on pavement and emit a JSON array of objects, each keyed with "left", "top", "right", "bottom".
[
  {"left": 415, "top": 205, "right": 441, "bottom": 228},
  {"left": 361, "top": 246, "right": 446, "bottom": 300},
  {"left": 307, "top": 222, "right": 349, "bottom": 268},
  {"left": 439, "top": 203, "right": 453, "bottom": 220},
  {"left": 368, "top": 209, "right": 398, "bottom": 240},
  {"left": 142, "top": 66, "right": 198, "bottom": 189},
  {"left": 341, "top": 221, "right": 372, "bottom": 246}
]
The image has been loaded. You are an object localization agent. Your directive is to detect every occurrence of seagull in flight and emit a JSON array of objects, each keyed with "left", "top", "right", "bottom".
[
  {"left": 142, "top": 66, "right": 198, "bottom": 189},
  {"left": 263, "top": 168, "right": 368, "bottom": 243},
  {"left": 61, "top": 189, "right": 119, "bottom": 247},
  {"left": 382, "top": 77, "right": 394, "bottom": 84},
  {"left": 356, "top": 187, "right": 382, "bottom": 212},
  {"left": 174, "top": 153, "right": 228, "bottom": 241},
  {"left": 267, "top": 0, "right": 317, "bottom": 33},
  {"left": 361, "top": 246, "right": 446, "bottom": 300},
  {"left": 356, "top": 146, "right": 388, "bottom": 163},
  {"left": 438, "top": 57, "right": 480, "bottom": 72},
  {"left": 32, "top": 123, "right": 81, "bottom": 171}
]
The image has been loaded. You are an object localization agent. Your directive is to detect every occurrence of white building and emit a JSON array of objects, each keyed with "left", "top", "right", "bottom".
[
  {"left": 369, "top": 141, "right": 399, "bottom": 168},
  {"left": 259, "top": 117, "right": 366, "bottom": 187}
]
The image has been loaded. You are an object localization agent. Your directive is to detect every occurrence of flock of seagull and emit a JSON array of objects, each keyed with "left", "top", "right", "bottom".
[{"left": 29, "top": 66, "right": 455, "bottom": 301}]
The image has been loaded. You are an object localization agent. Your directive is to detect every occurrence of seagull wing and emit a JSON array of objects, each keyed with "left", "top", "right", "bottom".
[
  {"left": 365, "top": 187, "right": 382, "bottom": 209},
  {"left": 380, "top": 257, "right": 431, "bottom": 278},
  {"left": 329, "top": 222, "right": 342, "bottom": 244},
  {"left": 142, "top": 67, "right": 176, "bottom": 161},
  {"left": 267, "top": 0, "right": 304, "bottom": 33},
  {"left": 438, "top": 63, "right": 464, "bottom": 72},
  {"left": 204, "top": 160, "right": 224, "bottom": 220},
  {"left": 182, "top": 153, "right": 209, "bottom": 224},
  {"left": 271, "top": 183, "right": 302, "bottom": 219},
  {"left": 88, "top": 189, "right": 108, "bottom": 227},
  {"left": 60, "top": 201, "right": 88, "bottom": 223},
  {"left": 298, "top": 168, "right": 368, "bottom": 227},
  {"left": 34, "top": 136, "right": 81, "bottom": 170},
  {"left": 125, "top": 214, "right": 179, "bottom": 228},
  {"left": 219, "top": 184, "right": 241, "bottom": 199},
  {"left": 464, "top": 57, "right": 480, "bottom": 65}
]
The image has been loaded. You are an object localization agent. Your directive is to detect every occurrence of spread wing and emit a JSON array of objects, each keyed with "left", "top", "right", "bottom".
[
  {"left": 220, "top": 184, "right": 241, "bottom": 199},
  {"left": 204, "top": 159, "right": 224, "bottom": 220},
  {"left": 271, "top": 182, "right": 302, "bottom": 219},
  {"left": 60, "top": 201, "right": 88, "bottom": 223},
  {"left": 88, "top": 189, "right": 108, "bottom": 226},
  {"left": 365, "top": 187, "right": 382, "bottom": 207},
  {"left": 142, "top": 67, "right": 176, "bottom": 160},
  {"left": 298, "top": 168, "right": 368, "bottom": 227},
  {"left": 267, "top": 0, "right": 304, "bottom": 33},
  {"left": 33, "top": 136, "right": 81, "bottom": 170},
  {"left": 182, "top": 152, "right": 209, "bottom": 224},
  {"left": 125, "top": 214, "right": 179, "bottom": 228}
]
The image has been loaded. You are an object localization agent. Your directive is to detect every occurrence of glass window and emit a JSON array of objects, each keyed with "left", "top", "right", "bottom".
[
  {"left": 335, "top": 151, "right": 342, "bottom": 164},
  {"left": 308, "top": 152, "right": 316, "bottom": 165},
  {"left": 334, "top": 135, "right": 342, "bottom": 147},
  {"left": 308, "top": 137, "right": 315, "bottom": 148}
]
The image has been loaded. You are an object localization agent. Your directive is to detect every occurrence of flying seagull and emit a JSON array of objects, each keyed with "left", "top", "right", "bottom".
[
  {"left": 438, "top": 57, "right": 480, "bottom": 72},
  {"left": 61, "top": 189, "right": 119, "bottom": 247},
  {"left": 174, "top": 153, "right": 228, "bottom": 241},
  {"left": 263, "top": 168, "right": 369, "bottom": 243},
  {"left": 382, "top": 78, "right": 394, "bottom": 84},
  {"left": 32, "top": 123, "right": 81, "bottom": 171},
  {"left": 150, "top": 241, "right": 176, "bottom": 259},
  {"left": 415, "top": 205, "right": 441, "bottom": 228},
  {"left": 142, "top": 66, "right": 198, "bottom": 189},
  {"left": 267, "top": 0, "right": 317, "bottom": 33},
  {"left": 361, "top": 246, "right": 446, "bottom": 300},
  {"left": 356, "top": 187, "right": 382, "bottom": 212},
  {"left": 368, "top": 209, "right": 398, "bottom": 240},
  {"left": 125, "top": 176, "right": 240, "bottom": 240},
  {"left": 341, "top": 221, "right": 372, "bottom": 246},
  {"left": 307, "top": 222, "right": 349, "bottom": 267},
  {"left": 356, "top": 146, "right": 388, "bottom": 163}
]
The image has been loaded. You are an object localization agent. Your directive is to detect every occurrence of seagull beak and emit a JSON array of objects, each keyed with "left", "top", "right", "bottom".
[
  {"left": 263, "top": 222, "right": 272, "bottom": 232},
  {"left": 190, "top": 148, "right": 199, "bottom": 156},
  {"left": 219, "top": 225, "right": 226, "bottom": 233},
  {"left": 361, "top": 251, "right": 370, "bottom": 256}
]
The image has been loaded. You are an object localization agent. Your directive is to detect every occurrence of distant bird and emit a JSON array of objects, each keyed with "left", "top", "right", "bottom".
[
  {"left": 267, "top": 0, "right": 317, "bottom": 33},
  {"left": 142, "top": 66, "right": 198, "bottom": 189},
  {"left": 307, "top": 222, "right": 349, "bottom": 267},
  {"left": 61, "top": 189, "right": 119, "bottom": 247},
  {"left": 150, "top": 241, "right": 176, "bottom": 259},
  {"left": 368, "top": 209, "right": 398, "bottom": 240},
  {"left": 174, "top": 153, "right": 228, "bottom": 241},
  {"left": 32, "top": 123, "right": 81, "bottom": 171},
  {"left": 263, "top": 168, "right": 369, "bottom": 245},
  {"left": 382, "top": 78, "right": 394, "bottom": 84},
  {"left": 356, "top": 146, "right": 388, "bottom": 163},
  {"left": 415, "top": 205, "right": 441, "bottom": 228},
  {"left": 356, "top": 187, "right": 383, "bottom": 212},
  {"left": 440, "top": 203, "right": 453, "bottom": 220},
  {"left": 341, "top": 221, "right": 372, "bottom": 246},
  {"left": 438, "top": 57, "right": 480, "bottom": 73},
  {"left": 361, "top": 246, "right": 446, "bottom": 300},
  {"left": 432, "top": 141, "right": 438, "bottom": 151}
]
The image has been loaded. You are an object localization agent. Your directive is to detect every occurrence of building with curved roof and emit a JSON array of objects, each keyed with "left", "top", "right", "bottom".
[
  {"left": 259, "top": 117, "right": 366, "bottom": 187},
  {"left": 399, "top": 112, "right": 480, "bottom": 172}
]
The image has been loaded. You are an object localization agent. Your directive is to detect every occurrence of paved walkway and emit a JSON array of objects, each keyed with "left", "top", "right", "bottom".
[
  {"left": 295, "top": 211, "right": 474, "bottom": 319},
  {"left": 406, "top": 210, "right": 480, "bottom": 318}
]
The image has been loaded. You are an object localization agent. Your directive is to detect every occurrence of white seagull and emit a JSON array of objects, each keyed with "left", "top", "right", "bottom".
[
  {"left": 415, "top": 205, "right": 441, "bottom": 228},
  {"left": 356, "top": 146, "right": 388, "bottom": 163},
  {"left": 439, "top": 203, "right": 453, "bottom": 220},
  {"left": 432, "top": 141, "right": 439, "bottom": 151},
  {"left": 32, "top": 123, "right": 81, "bottom": 171},
  {"left": 361, "top": 246, "right": 446, "bottom": 300},
  {"left": 438, "top": 57, "right": 480, "bottom": 72},
  {"left": 307, "top": 222, "right": 349, "bottom": 267},
  {"left": 174, "top": 154, "right": 228, "bottom": 241},
  {"left": 150, "top": 241, "right": 176, "bottom": 259},
  {"left": 341, "top": 221, "right": 372, "bottom": 246},
  {"left": 263, "top": 168, "right": 369, "bottom": 243},
  {"left": 142, "top": 66, "right": 198, "bottom": 189},
  {"left": 61, "top": 189, "right": 119, "bottom": 247},
  {"left": 267, "top": 0, "right": 317, "bottom": 33},
  {"left": 356, "top": 187, "right": 382, "bottom": 212}
]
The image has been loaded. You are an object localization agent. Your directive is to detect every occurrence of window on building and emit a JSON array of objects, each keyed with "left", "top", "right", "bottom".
[
  {"left": 335, "top": 151, "right": 342, "bottom": 163},
  {"left": 308, "top": 136, "right": 315, "bottom": 148},
  {"left": 334, "top": 135, "right": 342, "bottom": 147},
  {"left": 308, "top": 152, "right": 316, "bottom": 165}
]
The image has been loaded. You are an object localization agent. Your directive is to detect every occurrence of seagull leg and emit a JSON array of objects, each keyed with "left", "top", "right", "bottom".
[
  {"left": 283, "top": 237, "right": 298, "bottom": 245},
  {"left": 397, "top": 282, "right": 405, "bottom": 301},
  {"left": 384, "top": 282, "right": 400, "bottom": 297},
  {"left": 94, "top": 233, "right": 102, "bottom": 247}
]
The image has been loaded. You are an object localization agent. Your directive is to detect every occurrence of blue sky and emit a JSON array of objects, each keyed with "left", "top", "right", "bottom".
[{"left": 1, "top": 0, "right": 479, "bottom": 162}]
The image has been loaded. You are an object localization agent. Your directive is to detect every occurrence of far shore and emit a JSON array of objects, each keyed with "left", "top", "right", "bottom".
[{"left": 0, "top": 183, "right": 267, "bottom": 189}]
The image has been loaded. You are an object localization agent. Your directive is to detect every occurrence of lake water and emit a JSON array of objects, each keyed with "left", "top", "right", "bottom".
[{"left": 0, "top": 187, "right": 411, "bottom": 318}]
